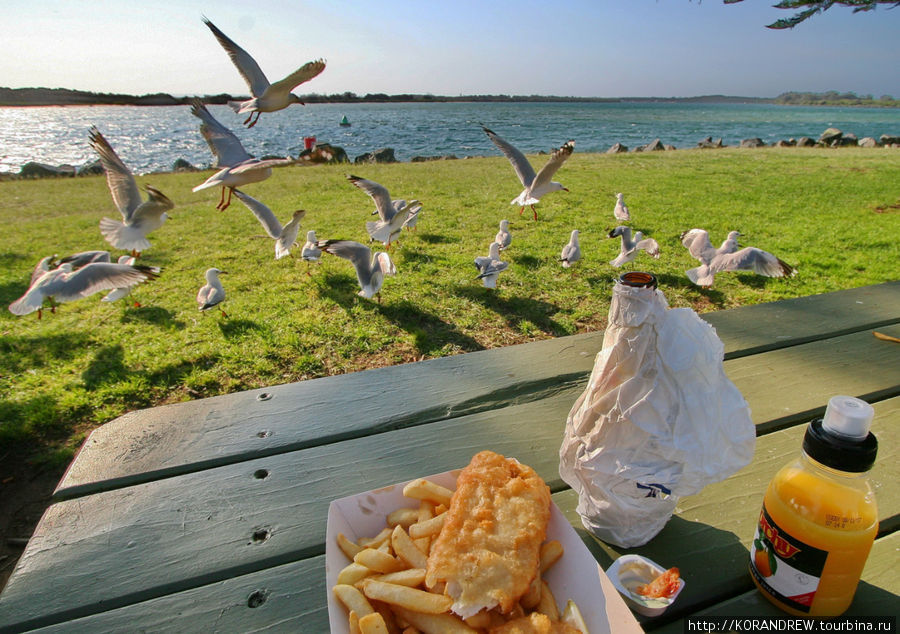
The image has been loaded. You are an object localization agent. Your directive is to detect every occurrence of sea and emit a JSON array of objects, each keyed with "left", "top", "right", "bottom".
[{"left": 1, "top": 101, "right": 898, "bottom": 174}]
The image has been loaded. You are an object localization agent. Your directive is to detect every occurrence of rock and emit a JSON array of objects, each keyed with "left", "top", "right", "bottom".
[
  {"left": 607, "top": 143, "right": 628, "bottom": 154},
  {"left": 643, "top": 138, "right": 665, "bottom": 152},
  {"left": 740, "top": 138, "right": 766, "bottom": 148},
  {"left": 76, "top": 159, "right": 105, "bottom": 176},
  {"left": 774, "top": 139, "right": 796, "bottom": 148},
  {"left": 411, "top": 155, "right": 458, "bottom": 162},
  {"left": 858, "top": 137, "right": 879, "bottom": 148},
  {"left": 172, "top": 158, "right": 197, "bottom": 172},
  {"left": 18, "top": 162, "right": 75, "bottom": 178},
  {"left": 354, "top": 148, "right": 397, "bottom": 164},
  {"left": 797, "top": 137, "right": 816, "bottom": 147},
  {"left": 697, "top": 136, "right": 724, "bottom": 149},
  {"left": 879, "top": 134, "right": 900, "bottom": 146},
  {"left": 819, "top": 127, "right": 843, "bottom": 144},
  {"left": 664, "top": 144, "right": 677, "bottom": 151},
  {"left": 833, "top": 133, "right": 858, "bottom": 147},
  {"left": 298, "top": 143, "right": 349, "bottom": 164}
]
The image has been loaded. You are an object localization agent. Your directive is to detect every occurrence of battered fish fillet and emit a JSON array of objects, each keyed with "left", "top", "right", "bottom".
[
  {"left": 425, "top": 450, "right": 552, "bottom": 618},
  {"left": 489, "top": 612, "right": 581, "bottom": 634}
]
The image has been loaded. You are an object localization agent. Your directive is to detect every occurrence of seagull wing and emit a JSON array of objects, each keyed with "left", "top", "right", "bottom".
[
  {"left": 713, "top": 247, "right": 796, "bottom": 277},
  {"left": 319, "top": 239, "right": 376, "bottom": 287},
  {"left": 89, "top": 127, "right": 142, "bottom": 222},
  {"left": 530, "top": 140, "right": 575, "bottom": 191},
  {"left": 267, "top": 59, "right": 326, "bottom": 95},
  {"left": 681, "top": 229, "right": 717, "bottom": 264},
  {"left": 30, "top": 256, "right": 56, "bottom": 286},
  {"left": 57, "top": 250, "right": 111, "bottom": 269},
  {"left": 482, "top": 126, "right": 536, "bottom": 188},
  {"left": 232, "top": 189, "right": 282, "bottom": 238},
  {"left": 203, "top": 17, "right": 271, "bottom": 96},
  {"left": 190, "top": 99, "right": 253, "bottom": 166},
  {"left": 45, "top": 263, "right": 159, "bottom": 302},
  {"left": 636, "top": 237, "right": 660, "bottom": 258},
  {"left": 129, "top": 185, "right": 174, "bottom": 226},
  {"left": 347, "top": 175, "right": 395, "bottom": 221}
]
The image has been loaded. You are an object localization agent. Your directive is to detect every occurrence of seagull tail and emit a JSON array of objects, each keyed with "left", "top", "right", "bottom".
[
  {"left": 365, "top": 220, "right": 393, "bottom": 245},
  {"left": 99, "top": 218, "right": 152, "bottom": 253},
  {"left": 779, "top": 258, "right": 797, "bottom": 278}
]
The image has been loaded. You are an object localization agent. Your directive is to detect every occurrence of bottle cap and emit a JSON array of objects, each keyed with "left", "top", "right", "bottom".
[
  {"left": 822, "top": 395, "right": 874, "bottom": 440},
  {"left": 619, "top": 271, "right": 657, "bottom": 289}
]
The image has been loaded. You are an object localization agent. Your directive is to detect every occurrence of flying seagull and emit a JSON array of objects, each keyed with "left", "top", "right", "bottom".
[
  {"left": 560, "top": 229, "right": 582, "bottom": 268},
  {"left": 90, "top": 127, "right": 173, "bottom": 257},
  {"left": 317, "top": 239, "right": 396, "bottom": 301},
  {"left": 609, "top": 225, "right": 660, "bottom": 267},
  {"left": 190, "top": 99, "right": 293, "bottom": 210},
  {"left": 203, "top": 17, "right": 325, "bottom": 128},
  {"left": 347, "top": 174, "right": 419, "bottom": 247},
  {"left": 613, "top": 193, "right": 630, "bottom": 221},
  {"left": 197, "top": 267, "right": 227, "bottom": 316},
  {"left": 495, "top": 219, "right": 512, "bottom": 251},
  {"left": 232, "top": 189, "right": 305, "bottom": 259},
  {"left": 474, "top": 241, "right": 508, "bottom": 289},
  {"left": 680, "top": 229, "right": 797, "bottom": 287},
  {"left": 102, "top": 255, "right": 157, "bottom": 306},
  {"left": 9, "top": 260, "right": 160, "bottom": 319},
  {"left": 30, "top": 251, "right": 112, "bottom": 285},
  {"left": 482, "top": 125, "right": 574, "bottom": 220}
]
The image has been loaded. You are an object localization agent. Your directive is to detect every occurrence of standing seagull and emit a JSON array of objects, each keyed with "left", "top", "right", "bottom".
[
  {"left": 608, "top": 226, "right": 660, "bottom": 267},
  {"left": 197, "top": 267, "right": 227, "bottom": 316},
  {"left": 495, "top": 219, "right": 512, "bottom": 251},
  {"left": 613, "top": 193, "right": 630, "bottom": 221},
  {"left": 90, "top": 127, "right": 174, "bottom": 257},
  {"left": 680, "top": 228, "right": 796, "bottom": 288},
  {"left": 317, "top": 239, "right": 396, "bottom": 301},
  {"left": 232, "top": 189, "right": 305, "bottom": 259},
  {"left": 300, "top": 230, "right": 322, "bottom": 274},
  {"left": 560, "top": 229, "right": 582, "bottom": 268},
  {"left": 203, "top": 17, "right": 325, "bottom": 128},
  {"left": 347, "top": 175, "right": 418, "bottom": 247},
  {"left": 9, "top": 261, "right": 160, "bottom": 319},
  {"left": 190, "top": 99, "right": 293, "bottom": 211},
  {"left": 474, "top": 241, "right": 508, "bottom": 289},
  {"left": 482, "top": 126, "right": 574, "bottom": 220}
]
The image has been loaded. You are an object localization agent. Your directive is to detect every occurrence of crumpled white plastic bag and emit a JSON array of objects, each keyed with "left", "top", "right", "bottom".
[{"left": 559, "top": 279, "right": 755, "bottom": 547}]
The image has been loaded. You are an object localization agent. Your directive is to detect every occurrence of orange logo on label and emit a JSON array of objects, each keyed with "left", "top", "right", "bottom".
[{"left": 759, "top": 511, "right": 801, "bottom": 558}]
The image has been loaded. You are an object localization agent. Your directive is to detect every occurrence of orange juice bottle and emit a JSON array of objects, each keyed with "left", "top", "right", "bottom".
[{"left": 750, "top": 395, "right": 878, "bottom": 617}]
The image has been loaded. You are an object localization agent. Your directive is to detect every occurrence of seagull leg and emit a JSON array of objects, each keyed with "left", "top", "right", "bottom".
[
  {"left": 531, "top": 205, "right": 538, "bottom": 221},
  {"left": 247, "top": 112, "right": 260, "bottom": 129},
  {"left": 220, "top": 187, "right": 234, "bottom": 211},
  {"left": 220, "top": 308, "right": 228, "bottom": 318},
  {"left": 37, "top": 308, "right": 42, "bottom": 320},
  {"left": 216, "top": 187, "right": 226, "bottom": 210},
  {"left": 518, "top": 206, "right": 525, "bottom": 216},
  {"left": 243, "top": 113, "right": 254, "bottom": 126}
]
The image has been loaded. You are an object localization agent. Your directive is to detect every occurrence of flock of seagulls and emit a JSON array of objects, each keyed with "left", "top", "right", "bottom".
[{"left": 8, "top": 16, "right": 799, "bottom": 320}]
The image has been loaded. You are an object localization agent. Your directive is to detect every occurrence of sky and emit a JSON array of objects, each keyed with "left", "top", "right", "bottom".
[{"left": 2, "top": 0, "right": 898, "bottom": 99}]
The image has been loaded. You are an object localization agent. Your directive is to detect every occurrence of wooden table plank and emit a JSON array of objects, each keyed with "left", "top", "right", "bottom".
[
  {"left": 3, "top": 391, "right": 897, "bottom": 631},
  {"left": 54, "top": 282, "right": 900, "bottom": 500},
  {"left": 648, "top": 532, "right": 900, "bottom": 632}
]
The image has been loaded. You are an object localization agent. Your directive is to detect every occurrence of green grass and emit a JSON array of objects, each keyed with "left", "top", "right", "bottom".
[{"left": 1, "top": 147, "right": 898, "bottom": 466}]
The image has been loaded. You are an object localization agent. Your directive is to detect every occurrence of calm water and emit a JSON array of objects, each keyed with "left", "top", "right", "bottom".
[{"left": 1, "top": 101, "right": 898, "bottom": 174}]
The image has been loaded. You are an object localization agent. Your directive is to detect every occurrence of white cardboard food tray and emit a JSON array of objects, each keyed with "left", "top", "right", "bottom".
[{"left": 325, "top": 468, "right": 642, "bottom": 633}]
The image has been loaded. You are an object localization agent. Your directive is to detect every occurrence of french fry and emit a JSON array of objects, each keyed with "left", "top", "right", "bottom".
[
  {"left": 362, "top": 579, "right": 453, "bottom": 614},
  {"left": 393, "top": 606, "right": 477, "bottom": 634},
  {"left": 520, "top": 571, "right": 542, "bottom": 609},
  {"left": 359, "top": 612, "right": 390, "bottom": 634},
  {"left": 339, "top": 533, "right": 364, "bottom": 560},
  {"left": 413, "top": 501, "right": 434, "bottom": 552},
  {"left": 535, "top": 580, "right": 559, "bottom": 621},
  {"left": 359, "top": 527, "right": 394, "bottom": 549},
  {"left": 364, "top": 568, "right": 427, "bottom": 588},
  {"left": 387, "top": 507, "right": 420, "bottom": 528},
  {"left": 402, "top": 478, "right": 454, "bottom": 506},
  {"left": 371, "top": 599, "right": 402, "bottom": 634},
  {"left": 349, "top": 610, "right": 361, "bottom": 634},
  {"left": 334, "top": 584, "right": 375, "bottom": 617},
  {"left": 339, "top": 561, "right": 375, "bottom": 585},
  {"left": 392, "top": 525, "right": 429, "bottom": 570},
  {"left": 408, "top": 512, "right": 446, "bottom": 539},
  {"left": 539, "top": 540, "right": 564, "bottom": 573},
  {"left": 355, "top": 548, "right": 406, "bottom": 574},
  {"left": 463, "top": 612, "right": 492, "bottom": 628}
]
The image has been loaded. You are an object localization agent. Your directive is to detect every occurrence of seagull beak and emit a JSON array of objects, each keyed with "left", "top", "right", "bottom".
[{"left": 562, "top": 187, "right": 570, "bottom": 192}]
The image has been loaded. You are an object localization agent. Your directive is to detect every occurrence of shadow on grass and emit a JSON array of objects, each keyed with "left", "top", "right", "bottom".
[
  {"left": 315, "top": 271, "right": 360, "bottom": 305},
  {"left": 218, "top": 318, "right": 263, "bottom": 339},
  {"left": 82, "top": 344, "right": 128, "bottom": 389},
  {"left": 415, "top": 233, "right": 454, "bottom": 245},
  {"left": 82, "top": 346, "right": 221, "bottom": 393},
  {"left": 374, "top": 300, "right": 484, "bottom": 355},
  {"left": 0, "top": 280, "right": 29, "bottom": 307},
  {"left": 510, "top": 253, "right": 542, "bottom": 269},
  {"left": 119, "top": 305, "right": 186, "bottom": 329},
  {"left": 0, "top": 331, "right": 93, "bottom": 375},
  {"left": 458, "top": 286, "right": 566, "bottom": 336}
]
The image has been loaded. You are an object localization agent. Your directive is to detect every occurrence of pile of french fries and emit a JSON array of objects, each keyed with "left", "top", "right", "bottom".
[{"left": 331, "top": 476, "right": 587, "bottom": 634}]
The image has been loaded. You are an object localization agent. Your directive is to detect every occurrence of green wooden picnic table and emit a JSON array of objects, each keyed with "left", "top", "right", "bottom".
[{"left": 0, "top": 281, "right": 897, "bottom": 632}]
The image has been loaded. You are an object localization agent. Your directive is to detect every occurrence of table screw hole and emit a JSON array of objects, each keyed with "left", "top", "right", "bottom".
[
  {"left": 256, "top": 392, "right": 272, "bottom": 401},
  {"left": 247, "top": 589, "right": 268, "bottom": 608},
  {"left": 256, "top": 430, "right": 271, "bottom": 438},
  {"left": 254, "top": 469, "right": 269, "bottom": 480},
  {"left": 252, "top": 529, "right": 270, "bottom": 543}
]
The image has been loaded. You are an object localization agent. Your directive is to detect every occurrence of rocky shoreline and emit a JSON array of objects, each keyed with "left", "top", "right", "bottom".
[{"left": 2, "top": 127, "right": 897, "bottom": 181}]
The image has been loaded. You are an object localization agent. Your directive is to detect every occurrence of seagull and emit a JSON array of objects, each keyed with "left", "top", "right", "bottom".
[
  {"left": 495, "top": 219, "right": 512, "bottom": 250},
  {"left": 609, "top": 225, "right": 660, "bottom": 267},
  {"left": 482, "top": 126, "right": 574, "bottom": 220},
  {"left": 30, "top": 251, "right": 112, "bottom": 284},
  {"left": 197, "top": 267, "right": 227, "bottom": 316},
  {"left": 190, "top": 99, "right": 293, "bottom": 210},
  {"left": 9, "top": 261, "right": 160, "bottom": 319},
  {"left": 560, "top": 229, "right": 582, "bottom": 268},
  {"left": 680, "top": 229, "right": 797, "bottom": 288},
  {"left": 203, "top": 17, "right": 325, "bottom": 128},
  {"left": 102, "top": 255, "right": 159, "bottom": 306},
  {"left": 317, "top": 239, "right": 396, "bottom": 301},
  {"left": 402, "top": 203, "right": 422, "bottom": 232},
  {"left": 347, "top": 174, "right": 418, "bottom": 247},
  {"left": 90, "top": 127, "right": 174, "bottom": 257},
  {"left": 300, "top": 230, "right": 322, "bottom": 274},
  {"left": 613, "top": 193, "right": 630, "bottom": 221},
  {"left": 232, "top": 189, "right": 305, "bottom": 259},
  {"left": 474, "top": 241, "right": 508, "bottom": 289}
]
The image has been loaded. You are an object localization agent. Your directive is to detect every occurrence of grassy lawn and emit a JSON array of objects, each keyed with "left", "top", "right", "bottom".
[{"left": 1, "top": 147, "right": 898, "bottom": 467}]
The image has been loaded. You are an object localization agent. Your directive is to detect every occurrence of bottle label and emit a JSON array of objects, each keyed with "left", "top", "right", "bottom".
[{"left": 750, "top": 504, "right": 829, "bottom": 613}]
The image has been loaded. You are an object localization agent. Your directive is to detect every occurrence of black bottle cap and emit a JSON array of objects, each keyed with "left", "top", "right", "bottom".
[
  {"left": 803, "top": 418, "right": 878, "bottom": 473},
  {"left": 619, "top": 271, "right": 658, "bottom": 289}
]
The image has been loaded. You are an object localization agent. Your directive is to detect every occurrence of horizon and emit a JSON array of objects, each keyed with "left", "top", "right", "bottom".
[{"left": 2, "top": 1, "right": 898, "bottom": 100}]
